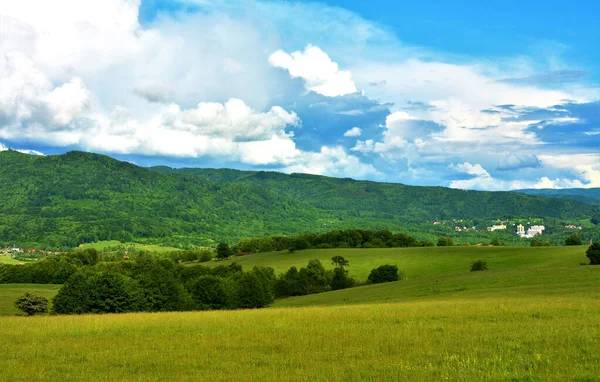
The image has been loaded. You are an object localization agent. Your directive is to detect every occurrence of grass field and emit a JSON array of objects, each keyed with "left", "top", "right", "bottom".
[
  {"left": 0, "top": 284, "right": 60, "bottom": 316},
  {"left": 0, "top": 255, "right": 21, "bottom": 265},
  {"left": 1, "top": 245, "right": 599, "bottom": 380},
  {"left": 205, "top": 245, "right": 590, "bottom": 280},
  {"left": 80, "top": 240, "right": 181, "bottom": 253},
  {"left": 0, "top": 295, "right": 598, "bottom": 380}
]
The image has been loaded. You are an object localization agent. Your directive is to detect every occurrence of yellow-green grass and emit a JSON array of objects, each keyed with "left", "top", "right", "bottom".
[
  {"left": 80, "top": 240, "right": 181, "bottom": 253},
  {"left": 273, "top": 265, "right": 600, "bottom": 308},
  {"left": 1, "top": 295, "right": 599, "bottom": 381},
  {"left": 0, "top": 255, "right": 22, "bottom": 265},
  {"left": 206, "top": 245, "right": 589, "bottom": 280},
  {"left": 0, "top": 284, "right": 60, "bottom": 316}
]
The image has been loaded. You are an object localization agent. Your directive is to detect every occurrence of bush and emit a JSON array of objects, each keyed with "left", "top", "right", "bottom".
[
  {"left": 565, "top": 234, "right": 582, "bottom": 246},
  {"left": 368, "top": 265, "right": 401, "bottom": 284},
  {"left": 490, "top": 238, "right": 500, "bottom": 246},
  {"left": 470, "top": 260, "right": 488, "bottom": 272},
  {"left": 437, "top": 237, "right": 454, "bottom": 247},
  {"left": 14, "top": 292, "right": 48, "bottom": 316},
  {"left": 586, "top": 243, "right": 600, "bottom": 265}
]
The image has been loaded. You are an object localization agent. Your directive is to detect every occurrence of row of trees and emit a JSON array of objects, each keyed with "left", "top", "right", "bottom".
[
  {"left": 225, "top": 229, "right": 433, "bottom": 256},
  {"left": 6, "top": 249, "right": 403, "bottom": 314}
]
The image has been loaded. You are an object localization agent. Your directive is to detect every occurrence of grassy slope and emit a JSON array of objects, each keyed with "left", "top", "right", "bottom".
[
  {"left": 205, "top": 245, "right": 589, "bottom": 280},
  {"left": 1, "top": 246, "right": 600, "bottom": 379},
  {"left": 80, "top": 240, "right": 181, "bottom": 253},
  {"left": 0, "top": 295, "right": 598, "bottom": 380},
  {"left": 0, "top": 256, "right": 21, "bottom": 265},
  {"left": 0, "top": 284, "right": 60, "bottom": 316},
  {"left": 273, "top": 266, "right": 600, "bottom": 308}
]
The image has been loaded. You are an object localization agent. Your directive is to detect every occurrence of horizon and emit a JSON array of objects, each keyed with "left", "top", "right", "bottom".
[{"left": 1, "top": 0, "right": 599, "bottom": 191}]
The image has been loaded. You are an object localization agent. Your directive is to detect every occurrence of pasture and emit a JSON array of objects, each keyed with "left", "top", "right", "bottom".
[
  {"left": 0, "top": 294, "right": 599, "bottom": 380},
  {"left": 1, "top": 245, "right": 598, "bottom": 380},
  {"left": 204, "top": 245, "right": 589, "bottom": 280},
  {"left": 0, "top": 284, "right": 60, "bottom": 316},
  {"left": 80, "top": 240, "right": 181, "bottom": 253}
]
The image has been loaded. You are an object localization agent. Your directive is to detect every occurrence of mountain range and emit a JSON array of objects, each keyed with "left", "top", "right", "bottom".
[{"left": 0, "top": 150, "right": 597, "bottom": 248}]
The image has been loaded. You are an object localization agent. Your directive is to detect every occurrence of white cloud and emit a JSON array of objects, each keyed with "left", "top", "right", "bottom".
[
  {"left": 450, "top": 162, "right": 490, "bottom": 177},
  {"left": 351, "top": 139, "right": 374, "bottom": 153},
  {"left": 343, "top": 127, "right": 362, "bottom": 137},
  {"left": 269, "top": 45, "right": 357, "bottom": 97},
  {"left": 283, "top": 146, "right": 380, "bottom": 179}
]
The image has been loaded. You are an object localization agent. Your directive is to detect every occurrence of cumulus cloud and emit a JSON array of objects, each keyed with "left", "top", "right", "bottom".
[
  {"left": 343, "top": 127, "right": 362, "bottom": 137},
  {"left": 283, "top": 146, "right": 380, "bottom": 179},
  {"left": 269, "top": 45, "right": 357, "bottom": 97}
]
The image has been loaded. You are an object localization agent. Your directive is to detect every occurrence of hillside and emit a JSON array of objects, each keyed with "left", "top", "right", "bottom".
[
  {"left": 1, "top": 246, "right": 599, "bottom": 380},
  {"left": 515, "top": 188, "right": 600, "bottom": 205},
  {"left": 152, "top": 166, "right": 598, "bottom": 221},
  {"left": 0, "top": 150, "right": 598, "bottom": 247}
]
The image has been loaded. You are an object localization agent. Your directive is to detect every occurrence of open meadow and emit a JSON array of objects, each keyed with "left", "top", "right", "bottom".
[
  {"left": 1, "top": 294, "right": 599, "bottom": 380},
  {"left": 202, "top": 245, "right": 590, "bottom": 280},
  {"left": 1, "top": 245, "right": 599, "bottom": 380}
]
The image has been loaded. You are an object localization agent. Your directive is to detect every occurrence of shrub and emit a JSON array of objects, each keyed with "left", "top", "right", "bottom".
[
  {"left": 586, "top": 243, "right": 600, "bottom": 265},
  {"left": 14, "top": 292, "right": 48, "bottom": 316},
  {"left": 470, "top": 260, "right": 488, "bottom": 272},
  {"left": 490, "top": 238, "right": 500, "bottom": 246},
  {"left": 565, "top": 234, "right": 582, "bottom": 246},
  {"left": 368, "top": 265, "right": 401, "bottom": 284},
  {"left": 437, "top": 237, "right": 454, "bottom": 247}
]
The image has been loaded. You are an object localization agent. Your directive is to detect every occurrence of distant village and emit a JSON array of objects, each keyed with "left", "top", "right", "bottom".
[{"left": 432, "top": 219, "right": 583, "bottom": 239}]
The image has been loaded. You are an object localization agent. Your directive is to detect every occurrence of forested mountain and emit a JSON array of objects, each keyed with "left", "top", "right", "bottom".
[
  {"left": 515, "top": 188, "right": 600, "bottom": 205},
  {"left": 0, "top": 150, "right": 597, "bottom": 248}
]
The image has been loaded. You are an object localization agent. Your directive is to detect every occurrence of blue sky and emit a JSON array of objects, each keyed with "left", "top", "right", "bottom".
[{"left": 1, "top": 0, "right": 599, "bottom": 190}]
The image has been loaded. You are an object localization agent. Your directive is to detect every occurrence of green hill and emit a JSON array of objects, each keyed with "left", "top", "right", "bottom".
[
  {"left": 202, "top": 245, "right": 589, "bottom": 280},
  {"left": 516, "top": 188, "right": 600, "bottom": 205},
  {"left": 0, "top": 150, "right": 598, "bottom": 248}
]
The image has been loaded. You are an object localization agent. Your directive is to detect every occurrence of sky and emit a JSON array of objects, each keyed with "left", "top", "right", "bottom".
[{"left": 1, "top": 0, "right": 599, "bottom": 190}]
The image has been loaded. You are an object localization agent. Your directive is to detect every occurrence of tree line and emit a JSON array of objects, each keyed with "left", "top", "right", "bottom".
[{"left": 3, "top": 249, "right": 401, "bottom": 315}]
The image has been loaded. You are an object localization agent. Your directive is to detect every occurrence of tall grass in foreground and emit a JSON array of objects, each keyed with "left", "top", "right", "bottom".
[{"left": 1, "top": 295, "right": 599, "bottom": 381}]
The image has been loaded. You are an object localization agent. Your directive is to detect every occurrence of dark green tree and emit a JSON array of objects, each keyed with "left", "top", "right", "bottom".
[
  {"left": 188, "top": 275, "right": 233, "bottom": 310},
  {"left": 234, "top": 267, "right": 276, "bottom": 308},
  {"left": 368, "top": 265, "right": 401, "bottom": 284},
  {"left": 565, "top": 234, "right": 583, "bottom": 246},
  {"left": 490, "top": 238, "right": 501, "bottom": 246},
  {"left": 586, "top": 243, "right": 600, "bottom": 265},
  {"left": 14, "top": 292, "right": 48, "bottom": 316},
  {"left": 331, "top": 256, "right": 349, "bottom": 269},
  {"left": 437, "top": 237, "right": 454, "bottom": 247},
  {"left": 216, "top": 243, "right": 233, "bottom": 259}
]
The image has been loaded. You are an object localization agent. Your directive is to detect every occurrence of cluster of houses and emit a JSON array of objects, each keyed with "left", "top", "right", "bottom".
[
  {"left": 565, "top": 224, "right": 583, "bottom": 230},
  {"left": 455, "top": 226, "right": 476, "bottom": 232}
]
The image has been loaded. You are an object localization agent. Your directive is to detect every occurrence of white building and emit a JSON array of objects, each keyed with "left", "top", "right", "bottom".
[
  {"left": 517, "top": 225, "right": 545, "bottom": 238},
  {"left": 487, "top": 224, "right": 506, "bottom": 232}
]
